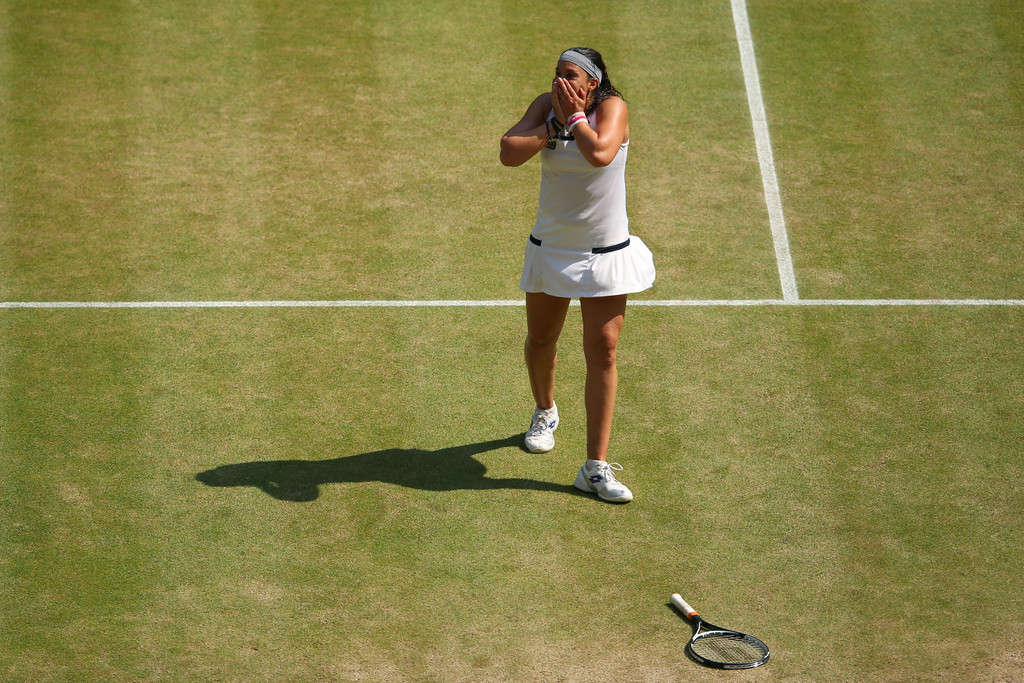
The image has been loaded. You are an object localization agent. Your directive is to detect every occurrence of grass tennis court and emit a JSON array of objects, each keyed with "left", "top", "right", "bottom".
[{"left": 2, "top": 1, "right": 1022, "bottom": 681}]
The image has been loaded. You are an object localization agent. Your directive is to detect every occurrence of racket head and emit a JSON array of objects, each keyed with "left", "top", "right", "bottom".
[
  {"left": 688, "top": 628, "right": 770, "bottom": 670},
  {"left": 670, "top": 593, "right": 770, "bottom": 670}
]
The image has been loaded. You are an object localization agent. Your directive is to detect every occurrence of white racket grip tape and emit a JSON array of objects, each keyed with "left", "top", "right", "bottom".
[{"left": 671, "top": 594, "right": 698, "bottom": 618}]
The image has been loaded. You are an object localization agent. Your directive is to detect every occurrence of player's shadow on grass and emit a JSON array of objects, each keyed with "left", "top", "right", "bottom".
[{"left": 195, "top": 434, "right": 582, "bottom": 502}]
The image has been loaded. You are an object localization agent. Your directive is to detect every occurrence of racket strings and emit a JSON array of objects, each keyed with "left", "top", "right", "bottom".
[{"left": 691, "top": 631, "right": 769, "bottom": 665}]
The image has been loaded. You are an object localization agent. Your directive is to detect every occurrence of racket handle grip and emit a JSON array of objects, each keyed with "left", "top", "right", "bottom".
[{"left": 671, "top": 594, "right": 698, "bottom": 617}]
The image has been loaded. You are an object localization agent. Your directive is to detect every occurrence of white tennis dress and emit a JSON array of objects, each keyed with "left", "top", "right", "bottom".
[{"left": 519, "top": 111, "right": 656, "bottom": 298}]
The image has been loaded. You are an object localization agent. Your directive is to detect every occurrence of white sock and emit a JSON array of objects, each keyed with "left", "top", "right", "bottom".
[{"left": 586, "top": 459, "right": 602, "bottom": 470}]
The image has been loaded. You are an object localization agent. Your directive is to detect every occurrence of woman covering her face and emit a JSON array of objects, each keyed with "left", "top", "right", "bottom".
[{"left": 500, "top": 47, "right": 656, "bottom": 504}]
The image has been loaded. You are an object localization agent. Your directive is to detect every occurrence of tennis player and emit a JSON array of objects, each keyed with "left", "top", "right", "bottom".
[{"left": 500, "top": 47, "right": 655, "bottom": 503}]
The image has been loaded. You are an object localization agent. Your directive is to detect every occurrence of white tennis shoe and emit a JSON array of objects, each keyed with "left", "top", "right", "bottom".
[
  {"left": 524, "top": 405, "right": 558, "bottom": 453},
  {"left": 574, "top": 460, "right": 633, "bottom": 503}
]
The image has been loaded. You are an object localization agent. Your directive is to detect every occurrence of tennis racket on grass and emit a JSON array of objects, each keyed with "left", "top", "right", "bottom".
[{"left": 670, "top": 594, "right": 770, "bottom": 670}]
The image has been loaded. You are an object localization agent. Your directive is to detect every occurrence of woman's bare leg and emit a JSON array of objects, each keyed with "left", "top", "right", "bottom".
[
  {"left": 524, "top": 292, "right": 571, "bottom": 410},
  {"left": 580, "top": 295, "right": 627, "bottom": 461}
]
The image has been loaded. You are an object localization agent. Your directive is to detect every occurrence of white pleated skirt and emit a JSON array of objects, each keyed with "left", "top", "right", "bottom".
[{"left": 519, "top": 234, "right": 656, "bottom": 299}]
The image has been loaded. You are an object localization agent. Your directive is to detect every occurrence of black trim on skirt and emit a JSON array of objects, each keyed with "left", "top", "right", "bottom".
[{"left": 529, "top": 235, "right": 631, "bottom": 254}]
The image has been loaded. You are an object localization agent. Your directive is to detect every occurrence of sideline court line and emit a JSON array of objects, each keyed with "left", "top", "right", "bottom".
[{"left": 731, "top": 0, "right": 799, "bottom": 302}]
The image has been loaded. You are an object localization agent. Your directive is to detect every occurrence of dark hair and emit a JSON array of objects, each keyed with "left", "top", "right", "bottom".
[{"left": 567, "top": 47, "right": 623, "bottom": 114}]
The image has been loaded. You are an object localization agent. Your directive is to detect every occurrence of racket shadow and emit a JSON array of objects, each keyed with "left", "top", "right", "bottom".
[{"left": 195, "top": 434, "right": 585, "bottom": 502}]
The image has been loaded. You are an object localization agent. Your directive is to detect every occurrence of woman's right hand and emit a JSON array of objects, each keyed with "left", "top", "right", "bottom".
[{"left": 550, "top": 78, "right": 567, "bottom": 123}]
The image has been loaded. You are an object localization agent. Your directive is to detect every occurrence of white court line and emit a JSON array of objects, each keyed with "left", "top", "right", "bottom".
[
  {"left": 637, "top": 299, "right": 1024, "bottom": 307},
  {"left": 731, "top": 0, "right": 800, "bottom": 302},
  {"left": 0, "top": 300, "right": 523, "bottom": 309},
  {"left": 3, "top": 299, "right": 1023, "bottom": 309}
]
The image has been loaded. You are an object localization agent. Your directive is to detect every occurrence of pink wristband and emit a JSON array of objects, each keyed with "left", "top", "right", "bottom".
[{"left": 567, "top": 112, "right": 588, "bottom": 131}]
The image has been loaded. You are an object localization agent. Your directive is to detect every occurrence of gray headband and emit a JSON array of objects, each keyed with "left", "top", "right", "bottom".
[{"left": 559, "top": 50, "right": 602, "bottom": 85}]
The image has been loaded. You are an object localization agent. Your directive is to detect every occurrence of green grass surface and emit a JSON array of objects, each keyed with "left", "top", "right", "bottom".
[
  {"left": 3, "top": 308, "right": 1022, "bottom": 680},
  {"left": 754, "top": 0, "right": 1024, "bottom": 299},
  {"left": 2, "top": 0, "right": 1023, "bottom": 681}
]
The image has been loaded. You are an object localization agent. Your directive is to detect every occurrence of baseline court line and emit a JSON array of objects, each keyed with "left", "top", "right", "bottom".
[
  {"left": 731, "top": 0, "right": 800, "bottom": 302},
  {"left": 3, "top": 300, "right": 1023, "bottom": 309}
]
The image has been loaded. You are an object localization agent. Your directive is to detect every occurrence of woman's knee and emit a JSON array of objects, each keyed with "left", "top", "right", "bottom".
[
  {"left": 583, "top": 327, "right": 619, "bottom": 369},
  {"left": 525, "top": 330, "right": 560, "bottom": 356},
  {"left": 525, "top": 293, "right": 570, "bottom": 353}
]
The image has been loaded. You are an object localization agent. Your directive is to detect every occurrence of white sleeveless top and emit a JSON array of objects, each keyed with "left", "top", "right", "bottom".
[
  {"left": 532, "top": 111, "right": 630, "bottom": 251},
  {"left": 519, "top": 109, "right": 655, "bottom": 299}
]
